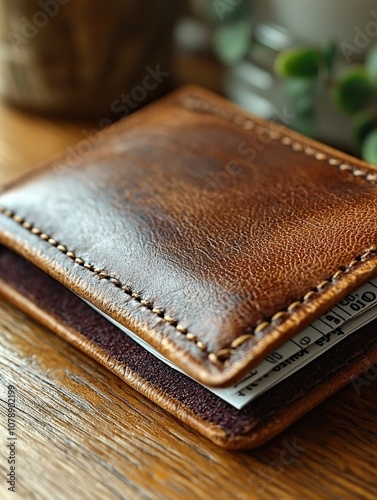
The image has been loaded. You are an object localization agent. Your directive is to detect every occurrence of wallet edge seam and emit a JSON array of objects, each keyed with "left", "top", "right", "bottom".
[
  {"left": 179, "top": 92, "right": 377, "bottom": 185},
  {"left": 1, "top": 205, "right": 376, "bottom": 369}
]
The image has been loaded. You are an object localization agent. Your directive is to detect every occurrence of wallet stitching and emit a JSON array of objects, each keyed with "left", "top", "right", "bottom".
[
  {"left": 1, "top": 206, "right": 377, "bottom": 367},
  {"left": 1, "top": 95, "right": 377, "bottom": 366},
  {"left": 0, "top": 207, "right": 208, "bottom": 355},
  {"left": 180, "top": 96, "right": 377, "bottom": 186}
]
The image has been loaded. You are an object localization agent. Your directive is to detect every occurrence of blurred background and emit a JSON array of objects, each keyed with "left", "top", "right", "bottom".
[{"left": 1, "top": 0, "right": 377, "bottom": 166}]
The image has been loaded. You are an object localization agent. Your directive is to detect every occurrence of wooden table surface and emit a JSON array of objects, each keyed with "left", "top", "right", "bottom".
[{"left": 0, "top": 100, "right": 376, "bottom": 500}]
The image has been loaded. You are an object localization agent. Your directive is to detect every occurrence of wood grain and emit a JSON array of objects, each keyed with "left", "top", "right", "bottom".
[
  {"left": 0, "top": 101, "right": 377, "bottom": 500},
  {"left": 0, "top": 101, "right": 91, "bottom": 180}
]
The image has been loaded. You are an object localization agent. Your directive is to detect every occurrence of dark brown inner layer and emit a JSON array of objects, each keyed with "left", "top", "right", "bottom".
[{"left": 0, "top": 246, "right": 376, "bottom": 437}]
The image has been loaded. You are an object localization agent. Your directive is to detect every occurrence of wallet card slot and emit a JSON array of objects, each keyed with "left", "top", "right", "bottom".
[{"left": 0, "top": 245, "right": 376, "bottom": 448}]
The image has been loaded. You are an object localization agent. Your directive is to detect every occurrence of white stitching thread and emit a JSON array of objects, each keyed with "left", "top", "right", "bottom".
[{"left": 1, "top": 207, "right": 376, "bottom": 364}]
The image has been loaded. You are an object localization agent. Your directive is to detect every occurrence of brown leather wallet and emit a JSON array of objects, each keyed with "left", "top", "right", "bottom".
[{"left": 0, "top": 85, "right": 377, "bottom": 449}]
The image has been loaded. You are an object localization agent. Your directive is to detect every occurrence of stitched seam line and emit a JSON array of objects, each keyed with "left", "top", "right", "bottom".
[
  {"left": 1, "top": 206, "right": 377, "bottom": 366},
  {"left": 180, "top": 95, "right": 377, "bottom": 185},
  {"left": 0, "top": 208, "right": 207, "bottom": 355}
]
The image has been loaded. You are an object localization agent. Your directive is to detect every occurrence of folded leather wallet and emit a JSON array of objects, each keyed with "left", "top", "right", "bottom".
[{"left": 0, "top": 85, "right": 377, "bottom": 449}]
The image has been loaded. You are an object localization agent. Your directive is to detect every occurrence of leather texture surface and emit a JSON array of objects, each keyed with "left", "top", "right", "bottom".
[
  {"left": 0, "top": 246, "right": 376, "bottom": 449},
  {"left": 0, "top": 85, "right": 377, "bottom": 386}
]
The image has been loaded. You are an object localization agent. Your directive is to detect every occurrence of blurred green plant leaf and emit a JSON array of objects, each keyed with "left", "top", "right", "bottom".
[
  {"left": 285, "top": 79, "right": 317, "bottom": 116},
  {"left": 353, "top": 111, "right": 377, "bottom": 147},
  {"left": 332, "top": 67, "right": 374, "bottom": 114},
  {"left": 324, "top": 40, "right": 337, "bottom": 77},
  {"left": 274, "top": 47, "right": 322, "bottom": 78},
  {"left": 361, "top": 129, "right": 377, "bottom": 164},
  {"left": 213, "top": 21, "right": 252, "bottom": 65},
  {"left": 366, "top": 44, "right": 377, "bottom": 82}
]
